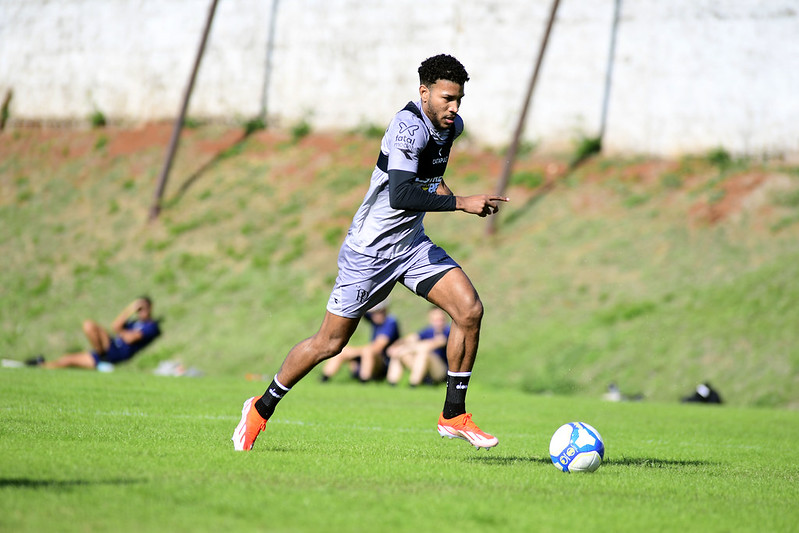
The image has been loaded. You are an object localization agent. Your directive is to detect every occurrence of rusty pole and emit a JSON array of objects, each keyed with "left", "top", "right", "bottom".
[
  {"left": 149, "top": 0, "right": 220, "bottom": 222},
  {"left": 487, "top": 0, "right": 560, "bottom": 235}
]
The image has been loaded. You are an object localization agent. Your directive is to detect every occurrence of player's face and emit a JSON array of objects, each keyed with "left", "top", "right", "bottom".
[{"left": 420, "top": 79, "right": 464, "bottom": 130}]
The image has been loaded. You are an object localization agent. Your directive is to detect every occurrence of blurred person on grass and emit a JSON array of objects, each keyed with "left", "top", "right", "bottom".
[
  {"left": 27, "top": 296, "right": 160, "bottom": 371},
  {"left": 386, "top": 306, "right": 450, "bottom": 387},
  {"left": 320, "top": 300, "right": 401, "bottom": 383}
]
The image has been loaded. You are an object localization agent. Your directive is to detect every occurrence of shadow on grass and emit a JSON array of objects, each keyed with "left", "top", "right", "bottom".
[
  {"left": 606, "top": 457, "right": 716, "bottom": 468},
  {"left": 0, "top": 478, "right": 146, "bottom": 489},
  {"left": 469, "top": 456, "right": 552, "bottom": 466},
  {"left": 469, "top": 456, "right": 715, "bottom": 468},
  {"left": 500, "top": 180, "right": 557, "bottom": 229},
  {"left": 166, "top": 130, "right": 251, "bottom": 208},
  {"left": 499, "top": 152, "right": 598, "bottom": 231}
]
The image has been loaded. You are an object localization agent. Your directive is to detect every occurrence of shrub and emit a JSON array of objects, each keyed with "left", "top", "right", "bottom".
[{"left": 89, "top": 110, "right": 107, "bottom": 128}]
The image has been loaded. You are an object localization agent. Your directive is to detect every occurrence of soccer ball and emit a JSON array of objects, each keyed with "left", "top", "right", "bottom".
[{"left": 549, "top": 422, "right": 605, "bottom": 473}]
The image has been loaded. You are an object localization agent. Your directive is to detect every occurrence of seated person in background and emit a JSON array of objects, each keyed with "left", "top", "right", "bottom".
[
  {"left": 28, "top": 296, "right": 161, "bottom": 370},
  {"left": 386, "top": 306, "right": 450, "bottom": 387},
  {"left": 320, "top": 300, "right": 400, "bottom": 383}
]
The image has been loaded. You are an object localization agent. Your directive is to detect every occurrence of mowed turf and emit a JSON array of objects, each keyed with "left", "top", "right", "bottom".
[{"left": 1, "top": 368, "right": 797, "bottom": 532}]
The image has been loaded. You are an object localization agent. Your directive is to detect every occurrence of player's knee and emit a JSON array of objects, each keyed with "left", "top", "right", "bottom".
[
  {"left": 456, "top": 298, "right": 484, "bottom": 329},
  {"left": 313, "top": 336, "right": 349, "bottom": 362}
]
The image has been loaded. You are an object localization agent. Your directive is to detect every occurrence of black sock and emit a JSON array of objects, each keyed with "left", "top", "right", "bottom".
[
  {"left": 254, "top": 376, "right": 291, "bottom": 420},
  {"left": 442, "top": 371, "right": 471, "bottom": 419}
]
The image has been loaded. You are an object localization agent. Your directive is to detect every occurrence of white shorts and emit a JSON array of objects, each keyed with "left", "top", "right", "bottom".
[{"left": 326, "top": 235, "right": 459, "bottom": 319}]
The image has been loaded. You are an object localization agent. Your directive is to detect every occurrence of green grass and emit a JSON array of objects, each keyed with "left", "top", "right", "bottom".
[
  {"left": 1, "top": 369, "right": 797, "bottom": 532},
  {"left": 2, "top": 126, "right": 799, "bottom": 410}
]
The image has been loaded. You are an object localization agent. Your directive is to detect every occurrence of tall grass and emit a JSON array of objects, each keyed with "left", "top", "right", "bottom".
[{"left": 1, "top": 126, "right": 799, "bottom": 408}]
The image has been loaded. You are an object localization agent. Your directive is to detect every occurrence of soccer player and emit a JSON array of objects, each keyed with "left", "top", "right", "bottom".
[{"left": 233, "top": 54, "right": 508, "bottom": 451}]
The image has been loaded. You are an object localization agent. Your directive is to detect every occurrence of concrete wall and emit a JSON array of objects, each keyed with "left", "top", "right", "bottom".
[{"left": 1, "top": 0, "right": 797, "bottom": 156}]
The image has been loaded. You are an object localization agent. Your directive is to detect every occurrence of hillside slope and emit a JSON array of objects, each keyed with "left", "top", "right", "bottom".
[{"left": 2, "top": 124, "right": 798, "bottom": 408}]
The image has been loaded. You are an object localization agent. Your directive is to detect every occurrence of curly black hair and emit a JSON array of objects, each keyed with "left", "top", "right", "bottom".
[{"left": 418, "top": 54, "right": 470, "bottom": 87}]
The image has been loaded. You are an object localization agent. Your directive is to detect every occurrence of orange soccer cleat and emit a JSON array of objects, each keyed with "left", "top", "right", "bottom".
[
  {"left": 437, "top": 412, "right": 498, "bottom": 450},
  {"left": 231, "top": 396, "right": 267, "bottom": 451}
]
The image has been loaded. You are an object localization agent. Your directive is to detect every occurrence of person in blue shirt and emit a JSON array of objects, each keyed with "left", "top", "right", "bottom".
[
  {"left": 29, "top": 296, "right": 161, "bottom": 370},
  {"left": 386, "top": 306, "right": 450, "bottom": 387},
  {"left": 320, "top": 300, "right": 400, "bottom": 383}
]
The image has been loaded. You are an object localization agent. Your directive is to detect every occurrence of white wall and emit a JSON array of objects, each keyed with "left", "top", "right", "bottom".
[{"left": 1, "top": 0, "right": 797, "bottom": 156}]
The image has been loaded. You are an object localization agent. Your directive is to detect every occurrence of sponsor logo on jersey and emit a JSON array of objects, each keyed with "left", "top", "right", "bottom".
[
  {"left": 430, "top": 144, "right": 449, "bottom": 165},
  {"left": 395, "top": 136, "right": 416, "bottom": 146},
  {"left": 416, "top": 176, "right": 442, "bottom": 193},
  {"left": 396, "top": 122, "right": 419, "bottom": 145},
  {"left": 398, "top": 121, "right": 419, "bottom": 136}
]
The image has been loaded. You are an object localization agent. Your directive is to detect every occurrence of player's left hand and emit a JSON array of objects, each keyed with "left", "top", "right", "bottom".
[{"left": 456, "top": 195, "right": 509, "bottom": 217}]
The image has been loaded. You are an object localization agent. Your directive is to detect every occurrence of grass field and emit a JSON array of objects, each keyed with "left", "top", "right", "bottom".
[
  {"left": 2, "top": 125, "right": 799, "bottom": 408},
  {"left": 2, "top": 124, "right": 799, "bottom": 530},
  {"left": 1, "top": 368, "right": 797, "bottom": 532}
]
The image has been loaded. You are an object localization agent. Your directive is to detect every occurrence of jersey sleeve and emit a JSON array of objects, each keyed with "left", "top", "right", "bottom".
[
  {"left": 388, "top": 170, "right": 456, "bottom": 211},
  {"left": 384, "top": 110, "right": 457, "bottom": 212},
  {"left": 385, "top": 111, "right": 428, "bottom": 173}
]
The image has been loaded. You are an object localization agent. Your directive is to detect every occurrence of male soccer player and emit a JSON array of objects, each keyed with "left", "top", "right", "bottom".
[{"left": 233, "top": 54, "right": 508, "bottom": 451}]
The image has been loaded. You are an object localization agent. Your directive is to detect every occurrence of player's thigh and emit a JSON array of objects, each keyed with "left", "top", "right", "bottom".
[
  {"left": 426, "top": 268, "right": 482, "bottom": 320},
  {"left": 399, "top": 237, "right": 460, "bottom": 298}
]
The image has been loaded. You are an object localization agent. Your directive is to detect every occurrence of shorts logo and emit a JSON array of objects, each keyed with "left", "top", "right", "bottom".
[{"left": 355, "top": 288, "right": 369, "bottom": 304}]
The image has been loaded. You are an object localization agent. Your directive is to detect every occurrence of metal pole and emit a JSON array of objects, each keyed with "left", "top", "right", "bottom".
[
  {"left": 149, "top": 0, "right": 220, "bottom": 222},
  {"left": 487, "top": 0, "right": 560, "bottom": 235},
  {"left": 260, "top": 0, "right": 280, "bottom": 123},
  {"left": 598, "top": 0, "right": 623, "bottom": 142}
]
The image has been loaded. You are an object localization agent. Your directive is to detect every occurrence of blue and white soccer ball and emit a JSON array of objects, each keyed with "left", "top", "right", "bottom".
[{"left": 549, "top": 422, "right": 605, "bottom": 473}]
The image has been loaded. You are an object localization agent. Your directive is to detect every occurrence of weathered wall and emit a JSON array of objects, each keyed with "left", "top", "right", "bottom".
[{"left": 1, "top": 0, "right": 797, "bottom": 156}]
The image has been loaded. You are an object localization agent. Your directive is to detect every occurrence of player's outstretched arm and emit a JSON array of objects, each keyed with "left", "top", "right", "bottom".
[{"left": 455, "top": 195, "right": 509, "bottom": 217}]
